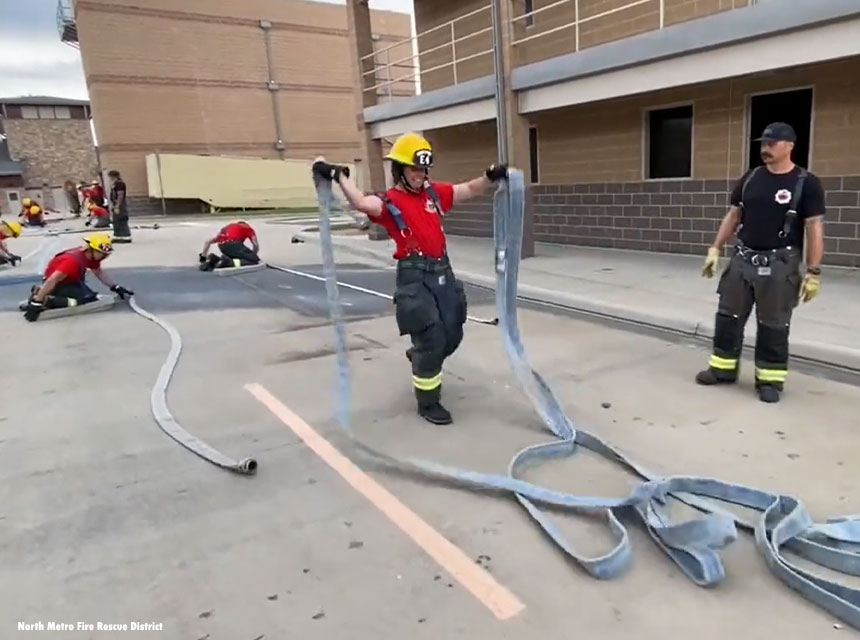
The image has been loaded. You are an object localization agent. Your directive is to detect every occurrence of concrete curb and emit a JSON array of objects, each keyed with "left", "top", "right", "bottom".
[{"left": 294, "top": 230, "right": 860, "bottom": 372}]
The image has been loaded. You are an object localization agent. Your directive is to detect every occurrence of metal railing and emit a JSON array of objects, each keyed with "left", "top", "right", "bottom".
[
  {"left": 361, "top": 4, "right": 494, "bottom": 101},
  {"left": 56, "top": 0, "right": 78, "bottom": 48}
]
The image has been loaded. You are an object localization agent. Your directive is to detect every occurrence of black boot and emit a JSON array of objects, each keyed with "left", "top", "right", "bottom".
[
  {"left": 756, "top": 384, "right": 781, "bottom": 403},
  {"left": 415, "top": 386, "right": 452, "bottom": 425},
  {"left": 695, "top": 367, "right": 737, "bottom": 385},
  {"left": 199, "top": 253, "right": 219, "bottom": 272},
  {"left": 405, "top": 347, "right": 414, "bottom": 362}
]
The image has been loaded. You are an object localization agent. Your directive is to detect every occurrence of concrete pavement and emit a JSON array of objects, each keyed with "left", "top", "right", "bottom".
[
  {"left": 293, "top": 230, "right": 860, "bottom": 371},
  {"left": 2, "top": 219, "right": 859, "bottom": 638}
]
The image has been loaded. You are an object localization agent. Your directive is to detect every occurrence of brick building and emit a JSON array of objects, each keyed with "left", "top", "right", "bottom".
[
  {"left": 0, "top": 96, "right": 97, "bottom": 216},
  {"left": 63, "top": 0, "right": 412, "bottom": 216},
  {"left": 349, "top": 0, "right": 860, "bottom": 267}
]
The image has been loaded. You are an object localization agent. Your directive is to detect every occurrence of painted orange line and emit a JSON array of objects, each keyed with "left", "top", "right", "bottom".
[{"left": 245, "top": 382, "right": 526, "bottom": 621}]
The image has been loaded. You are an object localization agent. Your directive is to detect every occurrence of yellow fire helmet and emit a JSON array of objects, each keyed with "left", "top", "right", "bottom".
[
  {"left": 29, "top": 205, "right": 41, "bottom": 215},
  {"left": 21, "top": 197, "right": 32, "bottom": 207},
  {"left": 1, "top": 220, "right": 22, "bottom": 238},
  {"left": 385, "top": 132, "right": 433, "bottom": 169},
  {"left": 84, "top": 232, "right": 113, "bottom": 254}
]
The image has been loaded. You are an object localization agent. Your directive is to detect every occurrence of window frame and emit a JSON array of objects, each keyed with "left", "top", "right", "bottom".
[
  {"left": 743, "top": 84, "right": 815, "bottom": 172},
  {"left": 642, "top": 100, "right": 695, "bottom": 181},
  {"left": 528, "top": 125, "right": 539, "bottom": 184}
]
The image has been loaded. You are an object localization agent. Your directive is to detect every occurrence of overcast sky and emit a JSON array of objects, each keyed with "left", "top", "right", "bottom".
[{"left": 0, "top": 0, "right": 413, "bottom": 101}]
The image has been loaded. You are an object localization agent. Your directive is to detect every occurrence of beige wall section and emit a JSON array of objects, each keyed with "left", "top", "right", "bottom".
[
  {"left": 3, "top": 119, "right": 98, "bottom": 187},
  {"left": 428, "top": 57, "right": 860, "bottom": 183},
  {"left": 414, "top": 0, "right": 755, "bottom": 86},
  {"left": 75, "top": 0, "right": 410, "bottom": 199},
  {"left": 423, "top": 122, "right": 497, "bottom": 182}
]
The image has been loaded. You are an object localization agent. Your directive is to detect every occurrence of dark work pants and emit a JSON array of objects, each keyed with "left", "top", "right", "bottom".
[
  {"left": 393, "top": 255, "right": 467, "bottom": 408},
  {"left": 707, "top": 249, "right": 803, "bottom": 388},
  {"left": 112, "top": 207, "right": 131, "bottom": 238},
  {"left": 92, "top": 215, "right": 110, "bottom": 229},
  {"left": 216, "top": 241, "right": 260, "bottom": 268},
  {"left": 45, "top": 280, "right": 98, "bottom": 309}
]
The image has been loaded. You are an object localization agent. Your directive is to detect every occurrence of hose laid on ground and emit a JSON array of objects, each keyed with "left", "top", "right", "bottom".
[
  {"left": 311, "top": 171, "right": 860, "bottom": 628},
  {"left": 128, "top": 295, "right": 258, "bottom": 475}
]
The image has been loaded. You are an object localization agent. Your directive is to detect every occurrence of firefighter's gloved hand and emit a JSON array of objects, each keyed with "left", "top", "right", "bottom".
[
  {"left": 485, "top": 164, "right": 509, "bottom": 182},
  {"left": 701, "top": 247, "right": 720, "bottom": 278},
  {"left": 198, "top": 253, "right": 207, "bottom": 264},
  {"left": 800, "top": 271, "right": 820, "bottom": 303},
  {"left": 312, "top": 158, "right": 350, "bottom": 182},
  {"left": 24, "top": 299, "right": 44, "bottom": 322},
  {"left": 111, "top": 285, "right": 134, "bottom": 300},
  {"left": 9, "top": 254, "right": 21, "bottom": 266}
]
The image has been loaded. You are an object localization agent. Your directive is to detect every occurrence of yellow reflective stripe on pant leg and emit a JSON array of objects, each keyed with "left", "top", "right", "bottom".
[
  {"left": 708, "top": 355, "right": 738, "bottom": 370},
  {"left": 233, "top": 258, "right": 242, "bottom": 267},
  {"left": 412, "top": 373, "right": 442, "bottom": 391},
  {"left": 756, "top": 368, "right": 788, "bottom": 383}
]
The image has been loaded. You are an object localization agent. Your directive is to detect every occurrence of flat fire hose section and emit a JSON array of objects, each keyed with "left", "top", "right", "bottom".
[
  {"left": 128, "top": 295, "right": 258, "bottom": 475},
  {"left": 311, "top": 172, "right": 860, "bottom": 628}
]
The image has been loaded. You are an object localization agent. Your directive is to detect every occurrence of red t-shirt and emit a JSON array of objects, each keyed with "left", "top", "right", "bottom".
[
  {"left": 376, "top": 182, "right": 455, "bottom": 259},
  {"left": 216, "top": 222, "right": 255, "bottom": 245},
  {"left": 44, "top": 248, "right": 101, "bottom": 284},
  {"left": 90, "top": 205, "right": 109, "bottom": 218}
]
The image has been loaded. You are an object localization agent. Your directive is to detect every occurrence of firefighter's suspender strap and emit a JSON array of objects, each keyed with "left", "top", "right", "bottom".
[
  {"left": 378, "top": 193, "right": 421, "bottom": 255},
  {"left": 425, "top": 182, "right": 444, "bottom": 217},
  {"left": 780, "top": 168, "right": 807, "bottom": 239}
]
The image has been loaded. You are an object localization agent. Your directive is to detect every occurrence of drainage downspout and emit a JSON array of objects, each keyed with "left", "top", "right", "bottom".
[{"left": 260, "top": 20, "right": 286, "bottom": 159}]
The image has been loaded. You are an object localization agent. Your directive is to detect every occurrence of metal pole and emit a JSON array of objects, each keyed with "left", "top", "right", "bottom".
[
  {"left": 261, "top": 20, "right": 286, "bottom": 159},
  {"left": 156, "top": 151, "right": 167, "bottom": 217},
  {"left": 450, "top": 22, "right": 458, "bottom": 85},
  {"left": 659, "top": 0, "right": 665, "bottom": 28},
  {"left": 491, "top": 0, "right": 509, "bottom": 164}
]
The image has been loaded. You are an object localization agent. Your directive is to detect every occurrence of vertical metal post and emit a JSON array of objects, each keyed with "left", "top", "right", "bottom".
[
  {"left": 156, "top": 151, "right": 167, "bottom": 217},
  {"left": 659, "top": 0, "right": 665, "bottom": 28},
  {"left": 491, "top": 0, "right": 509, "bottom": 164},
  {"left": 450, "top": 22, "right": 458, "bottom": 85},
  {"left": 385, "top": 49, "right": 393, "bottom": 100},
  {"left": 261, "top": 20, "right": 286, "bottom": 159},
  {"left": 575, "top": 0, "right": 580, "bottom": 50}
]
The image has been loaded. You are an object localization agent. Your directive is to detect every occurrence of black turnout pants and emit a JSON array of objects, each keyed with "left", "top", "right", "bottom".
[
  {"left": 45, "top": 281, "right": 98, "bottom": 308},
  {"left": 393, "top": 255, "right": 467, "bottom": 408},
  {"left": 112, "top": 208, "right": 131, "bottom": 238},
  {"left": 216, "top": 241, "right": 260, "bottom": 268},
  {"left": 707, "top": 248, "right": 803, "bottom": 388}
]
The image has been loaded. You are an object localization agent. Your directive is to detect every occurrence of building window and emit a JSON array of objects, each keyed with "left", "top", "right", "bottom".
[
  {"left": 524, "top": 0, "right": 535, "bottom": 27},
  {"left": 54, "top": 106, "right": 71, "bottom": 119},
  {"left": 646, "top": 104, "right": 693, "bottom": 179},
  {"left": 21, "top": 106, "right": 38, "bottom": 119},
  {"left": 529, "top": 126, "right": 539, "bottom": 183},
  {"left": 747, "top": 88, "right": 812, "bottom": 170},
  {"left": 38, "top": 106, "right": 55, "bottom": 119}
]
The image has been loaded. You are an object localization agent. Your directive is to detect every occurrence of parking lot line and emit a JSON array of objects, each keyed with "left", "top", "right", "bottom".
[{"left": 244, "top": 382, "right": 526, "bottom": 621}]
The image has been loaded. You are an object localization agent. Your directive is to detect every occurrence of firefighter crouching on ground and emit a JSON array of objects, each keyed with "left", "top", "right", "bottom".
[
  {"left": 312, "top": 133, "right": 509, "bottom": 425},
  {"left": 84, "top": 201, "right": 112, "bottom": 228},
  {"left": 697, "top": 122, "right": 825, "bottom": 403},
  {"left": 199, "top": 220, "right": 261, "bottom": 271},
  {"left": 19, "top": 200, "right": 46, "bottom": 227},
  {"left": 21, "top": 233, "right": 134, "bottom": 322},
  {"left": 0, "top": 220, "right": 23, "bottom": 266}
]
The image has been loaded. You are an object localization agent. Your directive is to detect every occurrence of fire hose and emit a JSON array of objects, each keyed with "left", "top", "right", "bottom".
[{"left": 310, "top": 170, "right": 860, "bottom": 628}]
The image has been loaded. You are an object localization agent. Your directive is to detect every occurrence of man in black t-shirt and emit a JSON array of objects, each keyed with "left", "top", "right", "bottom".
[
  {"left": 696, "top": 122, "right": 825, "bottom": 403},
  {"left": 108, "top": 170, "right": 132, "bottom": 243}
]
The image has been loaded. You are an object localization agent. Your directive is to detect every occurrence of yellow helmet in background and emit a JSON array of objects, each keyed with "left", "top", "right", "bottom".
[
  {"left": 385, "top": 132, "right": 433, "bottom": 169},
  {"left": 29, "top": 205, "right": 41, "bottom": 215},
  {"left": 21, "top": 197, "right": 32, "bottom": 207},
  {"left": 1, "top": 220, "right": 22, "bottom": 238},
  {"left": 84, "top": 232, "right": 113, "bottom": 254}
]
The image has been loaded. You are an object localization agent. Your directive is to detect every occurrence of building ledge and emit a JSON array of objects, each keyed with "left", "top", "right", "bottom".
[
  {"left": 0, "top": 160, "right": 24, "bottom": 177},
  {"left": 363, "top": 75, "right": 495, "bottom": 125}
]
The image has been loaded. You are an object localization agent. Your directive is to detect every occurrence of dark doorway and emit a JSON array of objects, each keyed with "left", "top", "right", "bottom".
[{"left": 748, "top": 88, "right": 813, "bottom": 170}]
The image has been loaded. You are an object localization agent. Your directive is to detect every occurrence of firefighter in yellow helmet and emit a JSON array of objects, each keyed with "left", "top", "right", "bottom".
[
  {"left": 0, "top": 220, "right": 23, "bottom": 266},
  {"left": 312, "top": 132, "right": 510, "bottom": 425},
  {"left": 22, "top": 232, "right": 134, "bottom": 322},
  {"left": 20, "top": 203, "right": 46, "bottom": 227}
]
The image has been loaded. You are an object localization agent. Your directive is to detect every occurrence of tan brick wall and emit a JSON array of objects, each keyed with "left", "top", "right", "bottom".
[
  {"left": 75, "top": 0, "right": 411, "bottom": 197},
  {"left": 3, "top": 118, "right": 98, "bottom": 188},
  {"left": 415, "top": 0, "right": 753, "bottom": 87}
]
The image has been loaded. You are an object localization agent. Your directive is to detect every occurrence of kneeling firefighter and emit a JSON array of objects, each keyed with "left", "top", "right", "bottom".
[
  {"left": 312, "top": 133, "right": 509, "bottom": 425},
  {"left": 199, "top": 220, "right": 261, "bottom": 271},
  {"left": 0, "top": 220, "right": 23, "bottom": 266},
  {"left": 22, "top": 233, "right": 134, "bottom": 322},
  {"left": 697, "top": 123, "right": 826, "bottom": 403}
]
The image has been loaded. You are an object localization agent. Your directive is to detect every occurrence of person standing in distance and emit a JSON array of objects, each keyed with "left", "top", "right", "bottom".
[
  {"left": 108, "top": 170, "right": 132, "bottom": 243},
  {"left": 312, "top": 133, "right": 509, "bottom": 425},
  {"left": 697, "top": 122, "right": 825, "bottom": 403}
]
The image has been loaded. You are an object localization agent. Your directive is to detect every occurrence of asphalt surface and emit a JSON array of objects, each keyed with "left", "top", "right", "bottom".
[{"left": 1, "top": 220, "right": 859, "bottom": 639}]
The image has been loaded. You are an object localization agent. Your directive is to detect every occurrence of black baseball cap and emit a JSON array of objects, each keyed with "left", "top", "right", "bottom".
[{"left": 755, "top": 122, "right": 796, "bottom": 142}]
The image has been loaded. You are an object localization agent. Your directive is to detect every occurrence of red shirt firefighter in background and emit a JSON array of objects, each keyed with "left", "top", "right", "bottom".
[
  {"left": 199, "top": 220, "right": 261, "bottom": 271},
  {"left": 22, "top": 233, "right": 134, "bottom": 322},
  {"left": 19, "top": 198, "right": 46, "bottom": 227},
  {"left": 0, "top": 220, "right": 23, "bottom": 266},
  {"left": 312, "top": 133, "right": 509, "bottom": 425},
  {"left": 84, "top": 200, "right": 112, "bottom": 228}
]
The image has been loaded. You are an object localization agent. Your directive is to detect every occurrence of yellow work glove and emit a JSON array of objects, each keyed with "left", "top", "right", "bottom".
[
  {"left": 799, "top": 271, "right": 821, "bottom": 303},
  {"left": 701, "top": 246, "right": 720, "bottom": 278}
]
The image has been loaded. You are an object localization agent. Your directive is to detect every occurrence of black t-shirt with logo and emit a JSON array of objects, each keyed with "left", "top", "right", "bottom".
[{"left": 729, "top": 165, "right": 826, "bottom": 251}]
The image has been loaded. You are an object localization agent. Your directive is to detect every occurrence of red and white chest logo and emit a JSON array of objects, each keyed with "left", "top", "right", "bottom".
[
  {"left": 424, "top": 198, "right": 437, "bottom": 213},
  {"left": 774, "top": 189, "right": 792, "bottom": 205}
]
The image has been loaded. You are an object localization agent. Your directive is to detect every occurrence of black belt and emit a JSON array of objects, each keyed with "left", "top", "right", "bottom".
[
  {"left": 734, "top": 242, "right": 799, "bottom": 266},
  {"left": 397, "top": 253, "right": 451, "bottom": 273}
]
